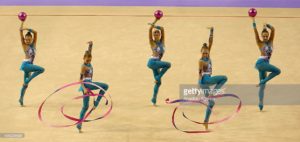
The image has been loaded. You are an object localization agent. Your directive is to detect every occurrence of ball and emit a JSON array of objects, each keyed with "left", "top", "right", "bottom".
[
  {"left": 248, "top": 8, "right": 257, "bottom": 17},
  {"left": 154, "top": 10, "right": 163, "bottom": 19},
  {"left": 18, "top": 12, "right": 27, "bottom": 22}
]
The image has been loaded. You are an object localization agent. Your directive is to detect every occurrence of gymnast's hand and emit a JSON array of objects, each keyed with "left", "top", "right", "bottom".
[
  {"left": 20, "top": 21, "right": 24, "bottom": 31},
  {"left": 152, "top": 18, "right": 159, "bottom": 26},
  {"left": 87, "top": 41, "right": 93, "bottom": 45},
  {"left": 83, "top": 88, "right": 88, "bottom": 94},
  {"left": 20, "top": 27, "right": 29, "bottom": 31},
  {"left": 207, "top": 26, "right": 214, "bottom": 33}
]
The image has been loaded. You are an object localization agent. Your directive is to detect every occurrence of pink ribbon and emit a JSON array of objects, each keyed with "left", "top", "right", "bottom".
[{"left": 38, "top": 81, "right": 113, "bottom": 128}]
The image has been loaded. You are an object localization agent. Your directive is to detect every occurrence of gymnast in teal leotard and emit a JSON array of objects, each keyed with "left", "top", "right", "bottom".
[
  {"left": 19, "top": 21, "right": 45, "bottom": 106},
  {"left": 77, "top": 41, "right": 109, "bottom": 133},
  {"left": 198, "top": 27, "right": 227, "bottom": 130},
  {"left": 147, "top": 18, "right": 171, "bottom": 106},
  {"left": 252, "top": 18, "right": 281, "bottom": 111}
]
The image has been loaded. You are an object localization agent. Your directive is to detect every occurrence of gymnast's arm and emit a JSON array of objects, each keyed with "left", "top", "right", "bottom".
[
  {"left": 252, "top": 18, "right": 262, "bottom": 46},
  {"left": 149, "top": 19, "right": 158, "bottom": 46},
  {"left": 80, "top": 65, "right": 87, "bottom": 94},
  {"left": 266, "top": 24, "right": 275, "bottom": 42},
  {"left": 31, "top": 28, "right": 38, "bottom": 47},
  {"left": 160, "top": 26, "right": 165, "bottom": 45},
  {"left": 87, "top": 41, "right": 93, "bottom": 54},
  {"left": 208, "top": 27, "right": 214, "bottom": 51},
  {"left": 19, "top": 22, "right": 25, "bottom": 46},
  {"left": 199, "top": 61, "right": 204, "bottom": 80}
]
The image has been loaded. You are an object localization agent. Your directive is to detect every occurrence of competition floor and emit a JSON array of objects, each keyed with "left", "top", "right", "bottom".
[{"left": 0, "top": 2, "right": 300, "bottom": 142}]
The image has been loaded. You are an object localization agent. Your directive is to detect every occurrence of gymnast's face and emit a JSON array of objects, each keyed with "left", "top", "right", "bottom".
[
  {"left": 153, "top": 30, "right": 161, "bottom": 41},
  {"left": 261, "top": 32, "right": 269, "bottom": 42},
  {"left": 84, "top": 56, "right": 92, "bottom": 64},
  {"left": 24, "top": 35, "right": 33, "bottom": 45},
  {"left": 202, "top": 48, "right": 210, "bottom": 58}
]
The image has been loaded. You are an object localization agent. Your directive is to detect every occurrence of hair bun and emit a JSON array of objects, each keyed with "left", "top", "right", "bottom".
[
  {"left": 25, "top": 32, "right": 32, "bottom": 37},
  {"left": 262, "top": 28, "right": 268, "bottom": 33},
  {"left": 84, "top": 50, "right": 92, "bottom": 58}
]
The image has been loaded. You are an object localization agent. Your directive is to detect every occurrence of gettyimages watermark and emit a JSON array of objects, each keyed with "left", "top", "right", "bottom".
[
  {"left": 0, "top": 133, "right": 24, "bottom": 138},
  {"left": 182, "top": 87, "right": 225, "bottom": 104},
  {"left": 180, "top": 84, "right": 300, "bottom": 105},
  {"left": 183, "top": 87, "right": 225, "bottom": 96}
]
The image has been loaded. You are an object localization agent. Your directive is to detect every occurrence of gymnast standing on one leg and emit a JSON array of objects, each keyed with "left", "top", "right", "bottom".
[
  {"left": 147, "top": 18, "right": 171, "bottom": 106},
  {"left": 198, "top": 27, "right": 227, "bottom": 130},
  {"left": 18, "top": 21, "right": 45, "bottom": 106},
  {"left": 77, "top": 41, "right": 109, "bottom": 133},
  {"left": 252, "top": 18, "right": 281, "bottom": 111}
]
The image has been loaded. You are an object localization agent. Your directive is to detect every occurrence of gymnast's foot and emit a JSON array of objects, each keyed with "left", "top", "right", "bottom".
[
  {"left": 154, "top": 76, "right": 161, "bottom": 84},
  {"left": 256, "top": 80, "right": 266, "bottom": 87},
  {"left": 256, "top": 83, "right": 261, "bottom": 87},
  {"left": 18, "top": 98, "right": 24, "bottom": 107},
  {"left": 76, "top": 124, "right": 82, "bottom": 133},
  {"left": 258, "top": 104, "right": 264, "bottom": 111},
  {"left": 151, "top": 97, "right": 157, "bottom": 106},
  {"left": 203, "top": 122, "right": 208, "bottom": 130}
]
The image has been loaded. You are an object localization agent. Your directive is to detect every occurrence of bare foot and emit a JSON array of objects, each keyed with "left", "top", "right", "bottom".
[
  {"left": 203, "top": 122, "right": 208, "bottom": 130},
  {"left": 79, "top": 130, "right": 83, "bottom": 133}
]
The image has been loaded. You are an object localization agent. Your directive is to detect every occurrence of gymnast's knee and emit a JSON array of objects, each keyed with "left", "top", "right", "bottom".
[
  {"left": 222, "top": 76, "right": 228, "bottom": 82},
  {"left": 166, "top": 62, "right": 171, "bottom": 69},
  {"left": 38, "top": 67, "right": 45, "bottom": 73},
  {"left": 102, "top": 83, "right": 109, "bottom": 91},
  {"left": 274, "top": 68, "right": 281, "bottom": 75}
]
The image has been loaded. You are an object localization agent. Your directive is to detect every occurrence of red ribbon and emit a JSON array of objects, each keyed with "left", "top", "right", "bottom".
[
  {"left": 38, "top": 81, "right": 113, "bottom": 128},
  {"left": 165, "top": 94, "right": 242, "bottom": 133}
]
